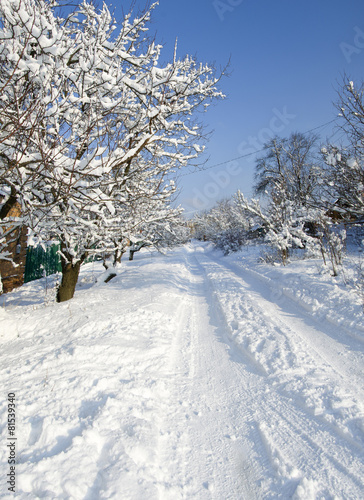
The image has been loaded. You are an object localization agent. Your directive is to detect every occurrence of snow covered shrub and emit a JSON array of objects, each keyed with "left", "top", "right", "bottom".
[
  {"left": 192, "top": 198, "right": 252, "bottom": 254},
  {"left": 215, "top": 228, "right": 247, "bottom": 255},
  {"left": 350, "top": 249, "right": 364, "bottom": 311},
  {"left": 339, "top": 249, "right": 364, "bottom": 309},
  {"left": 314, "top": 215, "right": 347, "bottom": 277},
  {"left": 258, "top": 246, "right": 283, "bottom": 265},
  {"left": 234, "top": 191, "right": 321, "bottom": 264}
]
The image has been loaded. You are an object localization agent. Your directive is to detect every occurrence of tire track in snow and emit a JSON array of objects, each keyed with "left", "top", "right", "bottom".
[
  {"left": 203, "top": 251, "right": 364, "bottom": 383},
  {"left": 152, "top": 293, "right": 196, "bottom": 498},
  {"left": 152, "top": 251, "right": 264, "bottom": 499},
  {"left": 192, "top": 249, "right": 364, "bottom": 499},
  {"left": 207, "top": 252, "right": 364, "bottom": 434},
  {"left": 1, "top": 248, "right": 363, "bottom": 498}
]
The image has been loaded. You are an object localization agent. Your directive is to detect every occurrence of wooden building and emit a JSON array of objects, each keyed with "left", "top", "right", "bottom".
[{"left": 0, "top": 201, "right": 27, "bottom": 294}]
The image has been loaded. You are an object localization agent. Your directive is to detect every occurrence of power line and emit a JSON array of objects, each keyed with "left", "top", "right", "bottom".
[{"left": 181, "top": 118, "right": 338, "bottom": 177}]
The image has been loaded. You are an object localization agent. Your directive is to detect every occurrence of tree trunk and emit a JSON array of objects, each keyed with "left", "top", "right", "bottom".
[
  {"left": 281, "top": 247, "right": 289, "bottom": 265},
  {"left": 114, "top": 249, "right": 124, "bottom": 265},
  {"left": 0, "top": 188, "right": 18, "bottom": 220},
  {"left": 57, "top": 260, "right": 82, "bottom": 302}
]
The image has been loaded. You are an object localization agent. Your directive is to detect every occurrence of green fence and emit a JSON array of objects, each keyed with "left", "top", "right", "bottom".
[
  {"left": 24, "top": 245, "right": 101, "bottom": 283},
  {"left": 24, "top": 245, "right": 62, "bottom": 283}
]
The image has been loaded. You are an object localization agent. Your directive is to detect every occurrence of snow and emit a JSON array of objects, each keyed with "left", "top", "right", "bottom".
[
  {"left": 0, "top": 242, "right": 363, "bottom": 499},
  {"left": 347, "top": 158, "right": 359, "bottom": 169}
]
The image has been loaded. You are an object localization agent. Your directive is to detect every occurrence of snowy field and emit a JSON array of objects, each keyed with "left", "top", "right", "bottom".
[{"left": 0, "top": 242, "right": 364, "bottom": 499}]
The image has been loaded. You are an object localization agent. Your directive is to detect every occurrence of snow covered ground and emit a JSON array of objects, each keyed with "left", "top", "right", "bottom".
[{"left": 0, "top": 242, "right": 363, "bottom": 499}]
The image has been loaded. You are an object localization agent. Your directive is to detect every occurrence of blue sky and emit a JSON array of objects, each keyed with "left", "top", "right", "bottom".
[{"left": 111, "top": 0, "right": 364, "bottom": 216}]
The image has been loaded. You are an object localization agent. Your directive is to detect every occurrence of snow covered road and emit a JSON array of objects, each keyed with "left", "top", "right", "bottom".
[
  {"left": 191, "top": 249, "right": 364, "bottom": 498},
  {"left": 0, "top": 243, "right": 364, "bottom": 499}
]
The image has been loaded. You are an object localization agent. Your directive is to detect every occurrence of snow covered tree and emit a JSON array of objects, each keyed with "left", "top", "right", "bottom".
[
  {"left": 0, "top": 0, "right": 224, "bottom": 301},
  {"left": 234, "top": 190, "right": 323, "bottom": 264},
  {"left": 321, "top": 79, "right": 364, "bottom": 219},
  {"left": 0, "top": 0, "right": 65, "bottom": 291},
  {"left": 127, "top": 208, "right": 189, "bottom": 261},
  {"left": 102, "top": 194, "right": 185, "bottom": 265},
  {"left": 192, "top": 198, "right": 252, "bottom": 254},
  {"left": 255, "top": 132, "right": 321, "bottom": 207},
  {"left": 235, "top": 190, "right": 346, "bottom": 274},
  {"left": 336, "top": 78, "right": 364, "bottom": 157},
  {"left": 320, "top": 145, "right": 364, "bottom": 219},
  {"left": 252, "top": 133, "right": 323, "bottom": 261}
]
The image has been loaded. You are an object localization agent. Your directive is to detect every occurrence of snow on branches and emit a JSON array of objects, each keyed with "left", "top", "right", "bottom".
[{"left": 0, "top": 0, "right": 224, "bottom": 300}]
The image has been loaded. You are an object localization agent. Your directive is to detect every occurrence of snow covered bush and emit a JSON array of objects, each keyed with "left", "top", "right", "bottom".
[
  {"left": 214, "top": 228, "right": 247, "bottom": 255},
  {"left": 192, "top": 198, "right": 252, "bottom": 254},
  {"left": 250, "top": 132, "right": 327, "bottom": 263},
  {"left": 321, "top": 145, "right": 364, "bottom": 221},
  {"left": 314, "top": 216, "right": 347, "bottom": 277},
  {"left": 233, "top": 191, "right": 344, "bottom": 268}
]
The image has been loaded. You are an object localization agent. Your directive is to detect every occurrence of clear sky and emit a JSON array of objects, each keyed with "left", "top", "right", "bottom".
[{"left": 110, "top": 0, "right": 364, "bottom": 216}]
